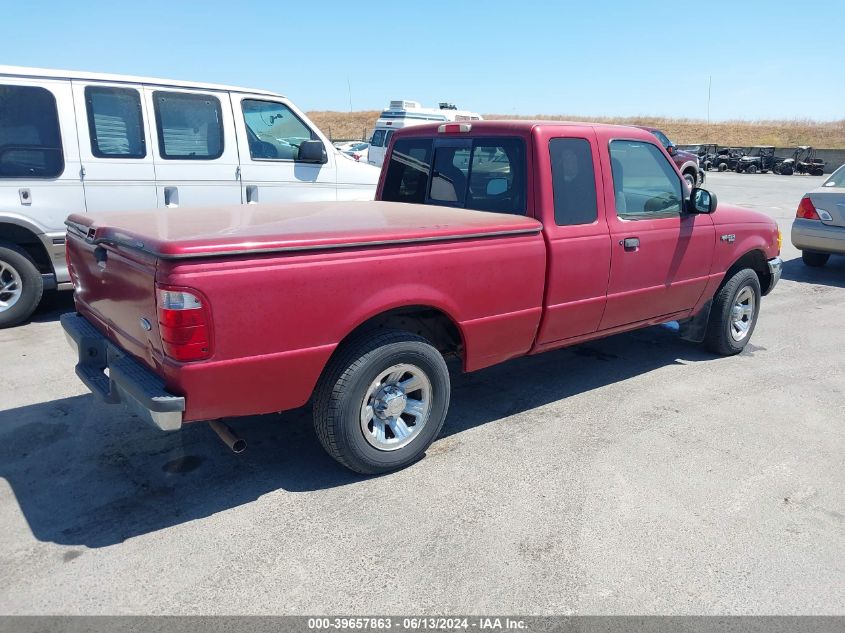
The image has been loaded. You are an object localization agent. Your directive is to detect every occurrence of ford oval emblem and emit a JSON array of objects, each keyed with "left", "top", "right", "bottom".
[{"left": 139, "top": 317, "right": 152, "bottom": 331}]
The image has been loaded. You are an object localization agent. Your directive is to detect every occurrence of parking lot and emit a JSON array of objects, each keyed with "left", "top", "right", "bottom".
[{"left": 0, "top": 172, "right": 842, "bottom": 615}]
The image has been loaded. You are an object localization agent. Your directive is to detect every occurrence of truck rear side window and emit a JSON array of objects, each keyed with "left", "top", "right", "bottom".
[
  {"left": 0, "top": 85, "right": 64, "bottom": 179},
  {"left": 381, "top": 138, "right": 433, "bottom": 204},
  {"left": 549, "top": 138, "right": 598, "bottom": 226},
  {"left": 153, "top": 91, "right": 224, "bottom": 160},
  {"left": 383, "top": 137, "right": 526, "bottom": 215}
]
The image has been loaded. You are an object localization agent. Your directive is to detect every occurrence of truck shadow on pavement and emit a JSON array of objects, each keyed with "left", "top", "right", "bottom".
[
  {"left": 780, "top": 255, "right": 845, "bottom": 288},
  {"left": 0, "top": 326, "right": 713, "bottom": 548}
]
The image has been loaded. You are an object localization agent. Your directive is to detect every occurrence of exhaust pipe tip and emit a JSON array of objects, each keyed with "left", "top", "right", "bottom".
[{"left": 209, "top": 420, "right": 246, "bottom": 454}]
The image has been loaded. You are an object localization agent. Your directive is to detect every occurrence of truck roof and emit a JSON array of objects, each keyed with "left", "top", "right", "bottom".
[
  {"left": 392, "top": 119, "right": 658, "bottom": 137},
  {"left": 66, "top": 201, "right": 541, "bottom": 260},
  {"left": 0, "top": 64, "right": 284, "bottom": 97}
]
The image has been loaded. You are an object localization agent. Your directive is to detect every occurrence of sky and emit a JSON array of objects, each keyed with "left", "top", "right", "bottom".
[{"left": 1, "top": 0, "right": 842, "bottom": 121}]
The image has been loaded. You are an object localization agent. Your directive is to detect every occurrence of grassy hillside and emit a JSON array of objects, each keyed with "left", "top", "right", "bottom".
[{"left": 307, "top": 110, "right": 845, "bottom": 149}]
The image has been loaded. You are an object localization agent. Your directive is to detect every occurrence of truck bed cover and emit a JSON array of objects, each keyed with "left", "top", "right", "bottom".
[{"left": 66, "top": 201, "right": 541, "bottom": 259}]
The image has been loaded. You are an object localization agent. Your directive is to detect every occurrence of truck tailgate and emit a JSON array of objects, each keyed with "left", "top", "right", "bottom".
[{"left": 66, "top": 226, "right": 164, "bottom": 371}]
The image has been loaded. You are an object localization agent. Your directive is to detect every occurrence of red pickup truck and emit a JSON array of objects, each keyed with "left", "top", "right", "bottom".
[{"left": 62, "top": 121, "right": 782, "bottom": 474}]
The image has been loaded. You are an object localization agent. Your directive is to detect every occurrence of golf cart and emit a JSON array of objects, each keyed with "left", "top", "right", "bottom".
[
  {"left": 714, "top": 147, "right": 746, "bottom": 172},
  {"left": 775, "top": 146, "right": 825, "bottom": 176},
  {"left": 736, "top": 146, "right": 782, "bottom": 174}
]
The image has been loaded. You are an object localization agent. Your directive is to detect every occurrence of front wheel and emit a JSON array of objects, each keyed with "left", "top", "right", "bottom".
[
  {"left": 313, "top": 329, "right": 450, "bottom": 474},
  {"left": 704, "top": 269, "right": 761, "bottom": 356},
  {"left": 802, "top": 250, "right": 830, "bottom": 267},
  {"left": 0, "top": 243, "right": 44, "bottom": 329},
  {"left": 683, "top": 172, "right": 696, "bottom": 189},
  {"left": 746, "top": 164, "right": 758, "bottom": 174}
]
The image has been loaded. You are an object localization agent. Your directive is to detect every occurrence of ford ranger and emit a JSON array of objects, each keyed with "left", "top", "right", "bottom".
[{"left": 62, "top": 121, "right": 782, "bottom": 474}]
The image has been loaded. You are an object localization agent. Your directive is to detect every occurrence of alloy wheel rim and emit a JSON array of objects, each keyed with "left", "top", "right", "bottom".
[
  {"left": 730, "top": 286, "right": 755, "bottom": 342},
  {"left": 360, "top": 363, "right": 432, "bottom": 451},
  {"left": 0, "top": 260, "right": 23, "bottom": 313}
]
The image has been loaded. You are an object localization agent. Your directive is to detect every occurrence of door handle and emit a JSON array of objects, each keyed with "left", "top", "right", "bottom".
[
  {"left": 620, "top": 237, "right": 640, "bottom": 251},
  {"left": 164, "top": 186, "right": 179, "bottom": 208},
  {"left": 246, "top": 185, "right": 258, "bottom": 204}
]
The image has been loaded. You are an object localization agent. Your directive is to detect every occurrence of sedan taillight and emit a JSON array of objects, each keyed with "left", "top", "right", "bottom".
[{"left": 796, "top": 196, "right": 820, "bottom": 220}]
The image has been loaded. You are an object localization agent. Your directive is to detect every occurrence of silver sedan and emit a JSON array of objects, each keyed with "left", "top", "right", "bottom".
[{"left": 791, "top": 164, "right": 845, "bottom": 266}]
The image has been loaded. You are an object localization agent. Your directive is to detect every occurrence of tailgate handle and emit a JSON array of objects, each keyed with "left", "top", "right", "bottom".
[{"left": 164, "top": 186, "right": 179, "bottom": 208}]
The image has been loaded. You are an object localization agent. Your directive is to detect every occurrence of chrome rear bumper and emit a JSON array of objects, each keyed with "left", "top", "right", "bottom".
[{"left": 61, "top": 313, "right": 184, "bottom": 431}]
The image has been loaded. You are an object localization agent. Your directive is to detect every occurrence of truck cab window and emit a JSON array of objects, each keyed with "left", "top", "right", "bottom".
[
  {"left": 549, "top": 138, "right": 598, "bottom": 226},
  {"left": 153, "top": 91, "right": 223, "bottom": 160},
  {"left": 85, "top": 86, "right": 146, "bottom": 159},
  {"left": 610, "top": 140, "right": 682, "bottom": 219},
  {"left": 242, "top": 99, "right": 318, "bottom": 161},
  {"left": 0, "top": 85, "right": 64, "bottom": 178}
]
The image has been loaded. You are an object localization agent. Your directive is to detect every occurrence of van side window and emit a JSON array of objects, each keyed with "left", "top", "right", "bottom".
[
  {"left": 381, "top": 138, "right": 433, "bottom": 204},
  {"left": 241, "top": 99, "right": 318, "bottom": 161},
  {"left": 0, "top": 85, "right": 64, "bottom": 178},
  {"left": 153, "top": 91, "right": 224, "bottom": 160},
  {"left": 549, "top": 138, "right": 598, "bottom": 226},
  {"left": 610, "top": 140, "right": 682, "bottom": 219},
  {"left": 85, "top": 86, "right": 146, "bottom": 159}
]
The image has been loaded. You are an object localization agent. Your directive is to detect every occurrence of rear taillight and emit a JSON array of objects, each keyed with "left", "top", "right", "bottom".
[
  {"left": 796, "top": 196, "right": 820, "bottom": 220},
  {"left": 157, "top": 286, "right": 212, "bottom": 362}
]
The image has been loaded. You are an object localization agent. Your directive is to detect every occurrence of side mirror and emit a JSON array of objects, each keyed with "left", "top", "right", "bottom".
[
  {"left": 690, "top": 187, "right": 717, "bottom": 214},
  {"left": 298, "top": 140, "right": 327, "bottom": 164},
  {"left": 486, "top": 178, "right": 508, "bottom": 196},
  {"left": 667, "top": 145, "right": 677, "bottom": 156}
]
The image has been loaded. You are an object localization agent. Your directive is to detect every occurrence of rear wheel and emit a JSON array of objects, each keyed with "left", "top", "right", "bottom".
[
  {"left": 0, "top": 242, "right": 44, "bottom": 329},
  {"left": 802, "top": 250, "right": 830, "bottom": 267},
  {"left": 704, "top": 269, "right": 761, "bottom": 356},
  {"left": 718, "top": 163, "right": 728, "bottom": 172},
  {"left": 313, "top": 329, "right": 450, "bottom": 474}
]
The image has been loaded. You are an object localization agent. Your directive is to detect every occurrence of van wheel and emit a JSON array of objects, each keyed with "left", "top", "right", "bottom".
[
  {"left": 0, "top": 242, "right": 44, "bottom": 329},
  {"left": 704, "top": 269, "right": 761, "bottom": 356},
  {"left": 313, "top": 329, "right": 450, "bottom": 474}
]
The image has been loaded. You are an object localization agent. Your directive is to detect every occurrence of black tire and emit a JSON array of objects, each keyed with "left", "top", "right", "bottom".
[
  {"left": 802, "top": 251, "right": 830, "bottom": 267},
  {"left": 313, "top": 329, "right": 450, "bottom": 474},
  {"left": 0, "top": 242, "right": 44, "bottom": 329},
  {"left": 718, "top": 163, "right": 728, "bottom": 172},
  {"left": 747, "top": 164, "right": 758, "bottom": 174},
  {"left": 704, "top": 269, "right": 761, "bottom": 356},
  {"left": 683, "top": 171, "right": 696, "bottom": 189},
  {"left": 781, "top": 166, "right": 793, "bottom": 175}
]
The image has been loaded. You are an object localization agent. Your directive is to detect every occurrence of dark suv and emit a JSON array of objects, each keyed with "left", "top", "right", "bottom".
[{"left": 637, "top": 127, "right": 705, "bottom": 188}]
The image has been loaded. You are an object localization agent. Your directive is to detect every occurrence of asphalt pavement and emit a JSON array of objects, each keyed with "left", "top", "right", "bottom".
[{"left": 0, "top": 172, "right": 842, "bottom": 615}]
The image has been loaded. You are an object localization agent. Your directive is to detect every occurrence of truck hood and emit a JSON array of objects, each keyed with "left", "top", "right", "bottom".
[
  {"left": 712, "top": 203, "right": 778, "bottom": 228},
  {"left": 66, "top": 202, "right": 542, "bottom": 259},
  {"left": 676, "top": 149, "right": 698, "bottom": 164}
]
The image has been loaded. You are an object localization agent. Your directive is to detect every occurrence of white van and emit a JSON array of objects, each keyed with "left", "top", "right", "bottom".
[
  {"left": 0, "top": 65, "right": 379, "bottom": 327},
  {"left": 367, "top": 100, "right": 482, "bottom": 167}
]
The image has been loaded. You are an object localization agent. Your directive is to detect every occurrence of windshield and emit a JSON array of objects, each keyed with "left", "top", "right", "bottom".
[
  {"left": 650, "top": 130, "right": 673, "bottom": 149},
  {"left": 822, "top": 164, "right": 845, "bottom": 188}
]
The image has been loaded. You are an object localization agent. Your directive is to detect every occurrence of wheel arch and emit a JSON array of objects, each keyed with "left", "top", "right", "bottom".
[
  {"left": 722, "top": 248, "right": 772, "bottom": 295},
  {"left": 0, "top": 218, "right": 53, "bottom": 275},
  {"left": 335, "top": 304, "right": 466, "bottom": 366}
]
